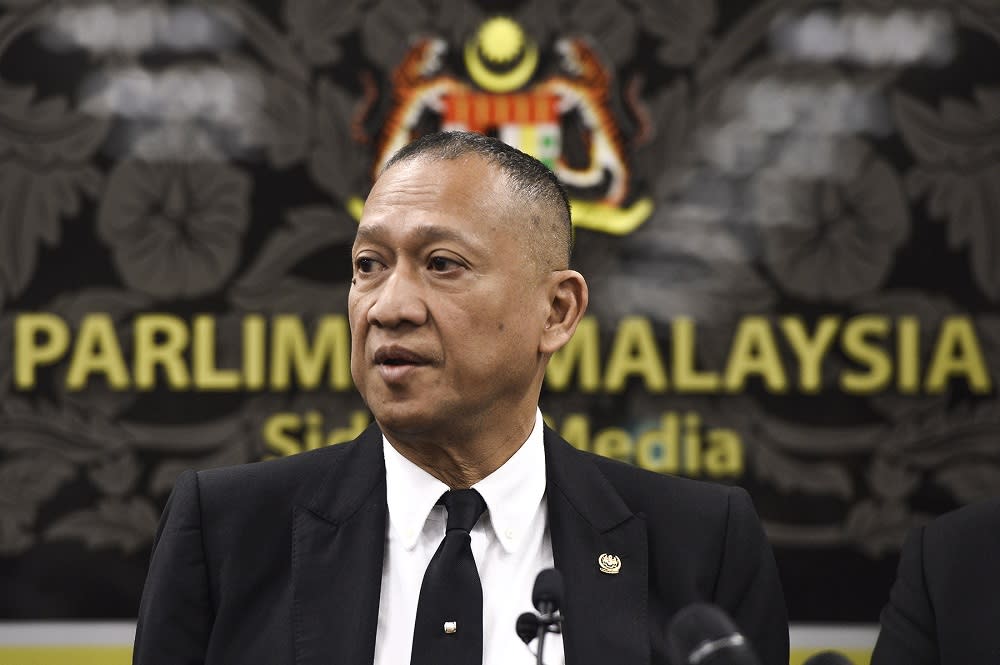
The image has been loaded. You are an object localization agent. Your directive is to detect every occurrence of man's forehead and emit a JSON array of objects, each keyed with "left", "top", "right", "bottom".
[
  {"left": 362, "top": 158, "right": 524, "bottom": 220},
  {"left": 374, "top": 153, "right": 513, "bottom": 198}
]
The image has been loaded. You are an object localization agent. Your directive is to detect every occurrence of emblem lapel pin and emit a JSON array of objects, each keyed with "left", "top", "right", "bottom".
[{"left": 598, "top": 553, "right": 621, "bottom": 574}]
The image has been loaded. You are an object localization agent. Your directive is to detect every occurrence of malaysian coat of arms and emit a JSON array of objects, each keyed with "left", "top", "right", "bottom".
[{"left": 356, "top": 16, "right": 653, "bottom": 236}]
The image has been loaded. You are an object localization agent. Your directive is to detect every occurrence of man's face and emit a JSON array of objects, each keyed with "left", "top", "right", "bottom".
[{"left": 349, "top": 155, "right": 552, "bottom": 441}]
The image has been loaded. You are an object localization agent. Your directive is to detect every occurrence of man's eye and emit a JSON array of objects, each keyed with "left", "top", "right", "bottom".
[
  {"left": 429, "top": 256, "right": 460, "bottom": 271},
  {"left": 356, "top": 257, "right": 380, "bottom": 273}
]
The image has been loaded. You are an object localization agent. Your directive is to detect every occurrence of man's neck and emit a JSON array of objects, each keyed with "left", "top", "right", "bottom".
[{"left": 381, "top": 410, "right": 538, "bottom": 489}]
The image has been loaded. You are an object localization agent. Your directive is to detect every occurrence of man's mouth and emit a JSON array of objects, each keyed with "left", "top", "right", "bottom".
[
  {"left": 372, "top": 346, "right": 430, "bottom": 383},
  {"left": 373, "top": 346, "right": 429, "bottom": 367}
]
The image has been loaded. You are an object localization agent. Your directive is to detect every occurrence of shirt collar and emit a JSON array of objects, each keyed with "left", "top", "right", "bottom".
[{"left": 383, "top": 409, "right": 547, "bottom": 555}]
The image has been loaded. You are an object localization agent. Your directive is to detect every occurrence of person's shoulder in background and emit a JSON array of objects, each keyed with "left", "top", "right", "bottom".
[{"left": 872, "top": 496, "right": 1000, "bottom": 665}]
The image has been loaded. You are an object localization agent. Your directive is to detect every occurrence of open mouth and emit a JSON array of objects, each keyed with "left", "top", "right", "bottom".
[{"left": 373, "top": 346, "right": 429, "bottom": 368}]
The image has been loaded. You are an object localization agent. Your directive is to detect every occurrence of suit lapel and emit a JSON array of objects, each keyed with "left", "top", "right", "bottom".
[
  {"left": 292, "top": 424, "right": 387, "bottom": 665},
  {"left": 545, "top": 427, "right": 650, "bottom": 665}
]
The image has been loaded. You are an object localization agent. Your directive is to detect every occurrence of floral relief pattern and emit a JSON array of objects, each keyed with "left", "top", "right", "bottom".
[
  {"left": 0, "top": 83, "right": 107, "bottom": 308},
  {"left": 97, "top": 160, "right": 251, "bottom": 299},
  {"left": 895, "top": 87, "right": 1000, "bottom": 301},
  {"left": 282, "top": 0, "right": 365, "bottom": 66},
  {"left": 637, "top": 0, "right": 717, "bottom": 66},
  {"left": 231, "top": 205, "right": 357, "bottom": 314},
  {"left": 757, "top": 142, "right": 910, "bottom": 301},
  {"left": 0, "top": 399, "right": 132, "bottom": 554},
  {"left": 44, "top": 497, "right": 160, "bottom": 554},
  {"left": 0, "top": 450, "right": 75, "bottom": 555}
]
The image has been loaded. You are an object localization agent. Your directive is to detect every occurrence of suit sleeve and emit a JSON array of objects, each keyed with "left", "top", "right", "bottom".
[
  {"left": 133, "top": 469, "right": 215, "bottom": 665},
  {"left": 712, "top": 487, "right": 789, "bottom": 665},
  {"left": 871, "top": 526, "right": 938, "bottom": 665}
]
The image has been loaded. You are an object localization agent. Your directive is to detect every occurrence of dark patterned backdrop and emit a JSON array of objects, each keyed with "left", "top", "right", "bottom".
[{"left": 2, "top": 0, "right": 999, "bottom": 622}]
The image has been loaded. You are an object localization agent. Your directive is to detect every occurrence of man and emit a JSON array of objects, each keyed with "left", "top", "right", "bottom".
[
  {"left": 872, "top": 497, "right": 1000, "bottom": 665},
  {"left": 133, "top": 132, "right": 789, "bottom": 664}
]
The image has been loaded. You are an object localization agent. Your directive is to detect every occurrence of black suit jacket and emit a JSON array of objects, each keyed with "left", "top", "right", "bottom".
[
  {"left": 134, "top": 425, "right": 789, "bottom": 665},
  {"left": 872, "top": 497, "right": 1000, "bottom": 665}
]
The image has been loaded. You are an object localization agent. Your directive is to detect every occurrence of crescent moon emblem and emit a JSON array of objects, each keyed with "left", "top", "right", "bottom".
[{"left": 464, "top": 39, "right": 539, "bottom": 93}]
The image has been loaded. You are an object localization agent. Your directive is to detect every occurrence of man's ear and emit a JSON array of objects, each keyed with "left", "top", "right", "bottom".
[{"left": 540, "top": 270, "right": 589, "bottom": 355}]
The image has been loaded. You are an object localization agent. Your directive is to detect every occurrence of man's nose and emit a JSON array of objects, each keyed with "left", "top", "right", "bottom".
[{"left": 366, "top": 265, "right": 429, "bottom": 328}]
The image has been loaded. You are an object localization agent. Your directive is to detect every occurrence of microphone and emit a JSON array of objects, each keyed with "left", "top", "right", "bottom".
[
  {"left": 802, "top": 651, "right": 853, "bottom": 665},
  {"left": 532, "top": 568, "right": 563, "bottom": 617},
  {"left": 515, "top": 568, "right": 564, "bottom": 665},
  {"left": 516, "top": 611, "right": 540, "bottom": 644},
  {"left": 667, "top": 603, "right": 760, "bottom": 665}
]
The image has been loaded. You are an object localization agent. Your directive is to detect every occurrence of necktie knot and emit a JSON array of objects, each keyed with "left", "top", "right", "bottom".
[{"left": 441, "top": 489, "right": 486, "bottom": 533}]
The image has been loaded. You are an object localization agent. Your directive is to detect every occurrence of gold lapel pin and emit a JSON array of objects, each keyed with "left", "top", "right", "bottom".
[{"left": 598, "top": 553, "right": 621, "bottom": 574}]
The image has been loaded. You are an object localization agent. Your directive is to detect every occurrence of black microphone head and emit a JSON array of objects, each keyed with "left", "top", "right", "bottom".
[
  {"left": 515, "top": 611, "right": 539, "bottom": 644},
  {"left": 666, "top": 603, "right": 760, "bottom": 665},
  {"left": 531, "top": 568, "right": 564, "bottom": 613},
  {"left": 802, "top": 651, "right": 854, "bottom": 665}
]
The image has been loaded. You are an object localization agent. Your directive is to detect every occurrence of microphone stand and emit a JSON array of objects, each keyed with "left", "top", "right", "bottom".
[{"left": 534, "top": 610, "right": 562, "bottom": 665}]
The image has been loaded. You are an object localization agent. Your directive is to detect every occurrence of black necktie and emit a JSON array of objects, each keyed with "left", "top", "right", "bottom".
[{"left": 410, "top": 488, "right": 488, "bottom": 665}]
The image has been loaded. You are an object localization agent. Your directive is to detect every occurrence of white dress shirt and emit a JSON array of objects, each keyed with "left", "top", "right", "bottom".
[{"left": 374, "top": 409, "right": 565, "bottom": 665}]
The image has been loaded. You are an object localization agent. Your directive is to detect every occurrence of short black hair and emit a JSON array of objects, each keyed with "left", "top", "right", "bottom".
[{"left": 381, "top": 131, "right": 572, "bottom": 268}]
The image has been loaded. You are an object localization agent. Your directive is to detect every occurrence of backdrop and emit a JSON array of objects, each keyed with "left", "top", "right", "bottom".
[{"left": 1, "top": 0, "right": 998, "bottom": 640}]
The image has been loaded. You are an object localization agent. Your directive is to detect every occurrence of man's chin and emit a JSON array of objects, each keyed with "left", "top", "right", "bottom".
[{"left": 369, "top": 405, "right": 444, "bottom": 440}]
